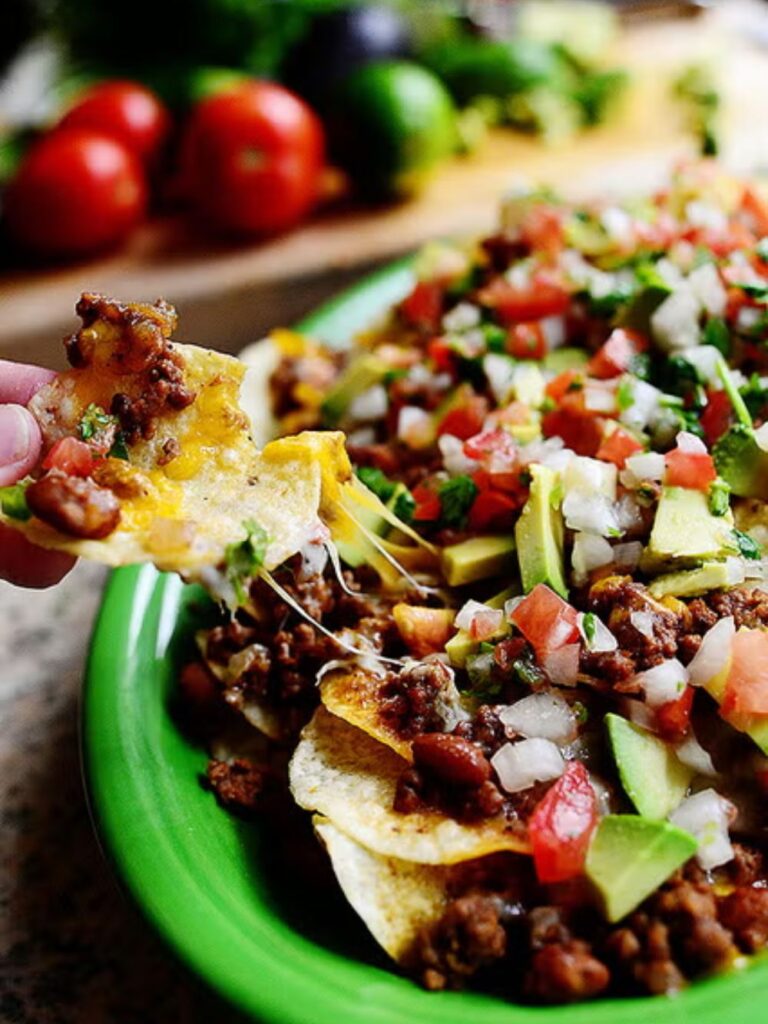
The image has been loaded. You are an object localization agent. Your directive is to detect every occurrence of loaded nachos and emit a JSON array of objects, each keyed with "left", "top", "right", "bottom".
[{"left": 8, "top": 162, "right": 768, "bottom": 1004}]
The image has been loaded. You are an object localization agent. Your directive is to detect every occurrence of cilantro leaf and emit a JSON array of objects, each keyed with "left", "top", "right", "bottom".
[
  {"left": 708, "top": 478, "right": 731, "bottom": 517},
  {"left": 702, "top": 316, "right": 731, "bottom": 357},
  {"left": 0, "top": 483, "right": 31, "bottom": 521},
  {"left": 733, "top": 529, "right": 761, "bottom": 561},
  {"left": 108, "top": 432, "right": 129, "bottom": 460},
  {"left": 757, "top": 238, "right": 768, "bottom": 263},
  {"left": 225, "top": 519, "right": 269, "bottom": 604},
  {"left": 438, "top": 475, "right": 478, "bottom": 528},
  {"left": 393, "top": 488, "right": 415, "bottom": 525},
  {"left": 356, "top": 466, "right": 396, "bottom": 503},
  {"left": 78, "top": 403, "right": 116, "bottom": 441},
  {"left": 581, "top": 611, "right": 597, "bottom": 643},
  {"left": 616, "top": 377, "right": 635, "bottom": 412}
]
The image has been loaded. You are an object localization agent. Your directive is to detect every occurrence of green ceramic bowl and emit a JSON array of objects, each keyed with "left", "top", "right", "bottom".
[{"left": 83, "top": 262, "right": 766, "bottom": 1024}]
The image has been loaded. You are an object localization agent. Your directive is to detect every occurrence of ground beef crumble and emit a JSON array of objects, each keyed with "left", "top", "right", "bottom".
[{"left": 206, "top": 758, "right": 268, "bottom": 815}]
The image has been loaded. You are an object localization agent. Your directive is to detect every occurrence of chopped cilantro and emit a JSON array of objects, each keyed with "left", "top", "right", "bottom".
[
  {"left": 739, "top": 373, "right": 768, "bottom": 420},
  {"left": 78, "top": 403, "right": 115, "bottom": 442},
  {"left": 438, "top": 475, "right": 478, "bottom": 528},
  {"left": 628, "top": 352, "right": 651, "bottom": 381},
  {"left": 734, "top": 529, "right": 761, "bottom": 561},
  {"left": 0, "top": 483, "right": 31, "bottom": 521},
  {"left": 581, "top": 611, "right": 597, "bottom": 644},
  {"left": 465, "top": 651, "right": 501, "bottom": 699},
  {"left": 482, "top": 323, "right": 507, "bottom": 354},
  {"left": 703, "top": 316, "right": 731, "bottom": 357},
  {"left": 108, "top": 432, "right": 129, "bottom": 460},
  {"left": 573, "top": 701, "right": 589, "bottom": 725},
  {"left": 616, "top": 377, "right": 635, "bottom": 412},
  {"left": 511, "top": 652, "right": 545, "bottom": 688},
  {"left": 714, "top": 354, "right": 753, "bottom": 429},
  {"left": 224, "top": 519, "right": 269, "bottom": 604},
  {"left": 356, "top": 466, "right": 396, "bottom": 503},
  {"left": 757, "top": 238, "right": 768, "bottom": 263},
  {"left": 736, "top": 281, "right": 768, "bottom": 303},
  {"left": 708, "top": 478, "right": 731, "bottom": 517},
  {"left": 393, "top": 488, "right": 415, "bottom": 525}
]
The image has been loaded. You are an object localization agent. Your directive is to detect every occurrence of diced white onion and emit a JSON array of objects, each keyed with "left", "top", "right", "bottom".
[
  {"left": 612, "top": 541, "right": 643, "bottom": 569},
  {"left": 619, "top": 378, "right": 663, "bottom": 432},
  {"left": 563, "top": 491, "right": 620, "bottom": 537},
  {"left": 726, "top": 557, "right": 747, "bottom": 586},
  {"left": 675, "top": 430, "right": 708, "bottom": 455},
  {"left": 504, "top": 595, "right": 525, "bottom": 621},
  {"left": 681, "top": 345, "right": 721, "bottom": 388},
  {"left": 685, "top": 201, "right": 728, "bottom": 233},
  {"left": 623, "top": 698, "right": 657, "bottom": 732},
  {"left": 564, "top": 456, "right": 617, "bottom": 500},
  {"left": 651, "top": 287, "right": 702, "bottom": 352},
  {"left": 614, "top": 494, "right": 643, "bottom": 534},
  {"left": 397, "top": 405, "right": 432, "bottom": 447},
  {"left": 737, "top": 306, "right": 762, "bottom": 331},
  {"left": 442, "top": 302, "right": 481, "bottom": 333},
  {"left": 572, "top": 533, "right": 614, "bottom": 581},
  {"left": 439, "top": 434, "right": 480, "bottom": 476},
  {"left": 755, "top": 422, "right": 768, "bottom": 453},
  {"left": 455, "top": 599, "right": 494, "bottom": 632},
  {"left": 687, "top": 261, "right": 727, "bottom": 316},
  {"left": 625, "top": 450, "right": 666, "bottom": 481},
  {"left": 601, "top": 205, "right": 635, "bottom": 246},
  {"left": 519, "top": 436, "right": 565, "bottom": 466},
  {"left": 669, "top": 789, "right": 735, "bottom": 870},
  {"left": 346, "top": 427, "right": 376, "bottom": 446},
  {"left": 540, "top": 315, "right": 566, "bottom": 350},
  {"left": 491, "top": 738, "right": 565, "bottom": 793},
  {"left": 499, "top": 692, "right": 578, "bottom": 744},
  {"left": 578, "top": 612, "right": 617, "bottom": 653},
  {"left": 483, "top": 354, "right": 516, "bottom": 404},
  {"left": 687, "top": 616, "right": 735, "bottom": 688},
  {"left": 675, "top": 734, "right": 717, "bottom": 777},
  {"left": 635, "top": 658, "right": 688, "bottom": 707},
  {"left": 584, "top": 381, "right": 617, "bottom": 413},
  {"left": 347, "top": 384, "right": 388, "bottom": 423},
  {"left": 542, "top": 643, "right": 581, "bottom": 687},
  {"left": 630, "top": 610, "right": 655, "bottom": 639}
]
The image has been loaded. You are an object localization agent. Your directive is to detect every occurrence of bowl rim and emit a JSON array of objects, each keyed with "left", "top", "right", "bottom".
[{"left": 82, "top": 260, "right": 768, "bottom": 1024}]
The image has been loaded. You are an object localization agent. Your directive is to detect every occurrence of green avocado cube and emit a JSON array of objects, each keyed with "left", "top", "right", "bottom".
[
  {"left": 441, "top": 534, "right": 516, "bottom": 587},
  {"left": 321, "top": 354, "right": 388, "bottom": 426},
  {"left": 648, "top": 561, "right": 737, "bottom": 599},
  {"left": 641, "top": 486, "right": 737, "bottom": 573},
  {"left": 515, "top": 464, "right": 567, "bottom": 598},
  {"left": 605, "top": 713, "right": 693, "bottom": 819}
]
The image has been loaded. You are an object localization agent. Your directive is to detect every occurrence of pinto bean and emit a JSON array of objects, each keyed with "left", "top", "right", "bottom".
[
  {"left": 26, "top": 470, "right": 121, "bottom": 539},
  {"left": 412, "top": 733, "right": 492, "bottom": 788}
]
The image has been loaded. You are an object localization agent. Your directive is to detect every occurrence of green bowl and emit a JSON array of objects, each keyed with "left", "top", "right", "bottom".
[{"left": 83, "top": 262, "right": 766, "bottom": 1024}]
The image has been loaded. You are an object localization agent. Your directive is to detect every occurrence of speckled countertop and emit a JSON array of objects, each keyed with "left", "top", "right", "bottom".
[{"left": 0, "top": 563, "right": 244, "bottom": 1023}]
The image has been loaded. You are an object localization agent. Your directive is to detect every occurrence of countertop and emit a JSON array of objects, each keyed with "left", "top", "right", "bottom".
[{"left": 0, "top": 563, "right": 245, "bottom": 1023}]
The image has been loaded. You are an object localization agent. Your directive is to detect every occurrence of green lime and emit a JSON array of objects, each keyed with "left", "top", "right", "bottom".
[{"left": 329, "top": 60, "right": 457, "bottom": 199}]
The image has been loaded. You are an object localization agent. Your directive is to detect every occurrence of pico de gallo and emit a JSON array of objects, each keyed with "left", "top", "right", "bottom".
[{"left": 189, "top": 162, "right": 768, "bottom": 1004}]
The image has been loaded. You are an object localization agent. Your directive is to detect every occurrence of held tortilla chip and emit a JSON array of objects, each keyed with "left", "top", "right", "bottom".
[
  {"left": 314, "top": 816, "right": 454, "bottom": 963},
  {"left": 289, "top": 707, "right": 530, "bottom": 865},
  {"left": 3, "top": 294, "right": 353, "bottom": 574}
]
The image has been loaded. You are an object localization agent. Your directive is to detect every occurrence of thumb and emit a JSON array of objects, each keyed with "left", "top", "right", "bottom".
[{"left": 0, "top": 404, "right": 42, "bottom": 487}]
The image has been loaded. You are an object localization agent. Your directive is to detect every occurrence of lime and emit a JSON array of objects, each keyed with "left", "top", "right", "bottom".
[{"left": 328, "top": 60, "right": 457, "bottom": 199}]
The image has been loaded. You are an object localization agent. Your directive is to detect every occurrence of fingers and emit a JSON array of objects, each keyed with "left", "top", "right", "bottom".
[
  {"left": 0, "top": 405, "right": 43, "bottom": 486},
  {"left": 0, "top": 359, "right": 56, "bottom": 405},
  {"left": 0, "top": 523, "right": 76, "bottom": 588}
]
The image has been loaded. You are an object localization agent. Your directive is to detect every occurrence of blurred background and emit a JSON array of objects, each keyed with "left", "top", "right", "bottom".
[{"left": 0, "top": 0, "right": 766, "bottom": 363}]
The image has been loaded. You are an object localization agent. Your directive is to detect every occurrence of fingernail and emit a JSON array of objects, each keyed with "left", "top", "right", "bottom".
[{"left": 0, "top": 405, "right": 34, "bottom": 465}]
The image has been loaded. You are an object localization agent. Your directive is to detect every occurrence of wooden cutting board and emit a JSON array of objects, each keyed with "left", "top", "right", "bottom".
[{"left": 1, "top": 0, "right": 767, "bottom": 367}]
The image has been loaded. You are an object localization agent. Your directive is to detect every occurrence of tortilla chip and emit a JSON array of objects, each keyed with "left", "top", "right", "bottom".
[
  {"left": 314, "top": 816, "right": 453, "bottom": 963},
  {"left": 289, "top": 707, "right": 530, "bottom": 865}
]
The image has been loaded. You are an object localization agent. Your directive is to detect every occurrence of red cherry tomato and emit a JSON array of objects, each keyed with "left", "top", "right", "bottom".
[
  {"left": 664, "top": 447, "right": 717, "bottom": 490},
  {"left": 508, "top": 583, "right": 580, "bottom": 662},
  {"left": 58, "top": 80, "right": 171, "bottom": 168},
  {"left": 42, "top": 437, "right": 94, "bottom": 476},
  {"left": 656, "top": 685, "right": 694, "bottom": 743},
  {"left": 529, "top": 761, "right": 598, "bottom": 884},
  {"left": 588, "top": 328, "right": 647, "bottom": 380},
  {"left": 180, "top": 81, "right": 325, "bottom": 235},
  {"left": 596, "top": 426, "right": 644, "bottom": 468},
  {"left": 6, "top": 129, "right": 147, "bottom": 258}
]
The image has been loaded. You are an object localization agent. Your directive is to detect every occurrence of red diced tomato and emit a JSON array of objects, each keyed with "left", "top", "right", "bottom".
[
  {"left": 427, "top": 337, "right": 456, "bottom": 374},
  {"left": 42, "top": 436, "right": 94, "bottom": 476},
  {"left": 392, "top": 604, "right": 455, "bottom": 658},
  {"left": 545, "top": 369, "right": 583, "bottom": 404},
  {"left": 656, "top": 685, "right": 694, "bottom": 742},
  {"left": 742, "top": 186, "right": 768, "bottom": 236},
  {"left": 479, "top": 278, "right": 570, "bottom": 325},
  {"left": 541, "top": 408, "right": 605, "bottom": 458},
  {"left": 721, "top": 630, "right": 768, "bottom": 720},
  {"left": 521, "top": 206, "right": 564, "bottom": 260},
  {"left": 468, "top": 488, "right": 521, "bottom": 531},
  {"left": 508, "top": 583, "right": 580, "bottom": 661},
  {"left": 529, "top": 761, "right": 598, "bottom": 884},
  {"left": 664, "top": 447, "right": 717, "bottom": 490},
  {"left": 463, "top": 428, "right": 517, "bottom": 461},
  {"left": 506, "top": 321, "right": 547, "bottom": 359},
  {"left": 399, "top": 281, "right": 443, "bottom": 332},
  {"left": 596, "top": 426, "right": 644, "bottom": 468},
  {"left": 411, "top": 484, "right": 441, "bottom": 522},
  {"left": 588, "top": 328, "right": 647, "bottom": 380},
  {"left": 437, "top": 395, "right": 488, "bottom": 440},
  {"left": 469, "top": 608, "right": 504, "bottom": 642},
  {"left": 701, "top": 390, "right": 733, "bottom": 447}
]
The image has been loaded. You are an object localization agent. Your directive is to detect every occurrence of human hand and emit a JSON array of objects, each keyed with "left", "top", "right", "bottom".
[{"left": 0, "top": 358, "right": 76, "bottom": 587}]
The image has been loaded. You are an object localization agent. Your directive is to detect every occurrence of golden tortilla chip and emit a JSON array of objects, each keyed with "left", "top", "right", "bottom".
[
  {"left": 314, "top": 816, "right": 453, "bottom": 963},
  {"left": 289, "top": 707, "right": 530, "bottom": 865}
]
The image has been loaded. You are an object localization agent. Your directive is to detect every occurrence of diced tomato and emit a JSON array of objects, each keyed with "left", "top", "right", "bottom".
[
  {"left": 545, "top": 369, "right": 583, "bottom": 404},
  {"left": 721, "top": 630, "right": 768, "bottom": 720},
  {"left": 656, "top": 685, "right": 694, "bottom": 742},
  {"left": 479, "top": 277, "right": 570, "bottom": 325},
  {"left": 520, "top": 205, "right": 564, "bottom": 260},
  {"left": 542, "top": 407, "right": 605, "bottom": 458},
  {"left": 700, "top": 389, "right": 733, "bottom": 447},
  {"left": 437, "top": 395, "right": 488, "bottom": 440},
  {"left": 411, "top": 483, "right": 441, "bottom": 522},
  {"left": 399, "top": 281, "right": 443, "bottom": 332},
  {"left": 392, "top": 604, "right": 455, "bottom": 658},
  {"left": 427, "top": 337, "right": 456, "bottom": 374},
  {"left": 508, "top": 583, "right": 580, "bottom": 661},
  {"left": 469, "top": 607, "right": 504, "bottom": 642},
  {"left": 468, "top": 488, "right": 521, "bottom": 531},
  {"left": 463, "top": 428, "right": 517, "bottom": 462},
  {"left": 506, "top": 321, "right": 547, "bottom": 360},
  {"left": 588, "top": 328, "right": 647, "bottom": 380},
  {"left": 742, "top": 186, "right": 768, "bottom": 236},
  {"left": 42, "top": 436, "right": 94, "bottom": 476},
  {"left": 664, "top": 447, "right": 717, "bottom": 490},
  {"left": 528, "top": 761, "right": 598, "bottom": 884},
  {"left": 596, "top": 426, "right": 644, "bottom": 468}
]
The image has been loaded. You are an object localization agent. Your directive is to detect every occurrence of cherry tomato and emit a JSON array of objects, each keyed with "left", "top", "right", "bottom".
[
  {"left": 58, "top": 80, "right": 171, "bottom": 169},
  {"left": 400, "top": 281, "right": 443, "bottom": 332},
  {"left": 529, "top": 761, "right": 597, "bottom": 884},
  {"left": 588, "top": 328, "right": 647, "bottom": 380},
  {"left": 5, "top": 129, "right": 147, "bottom": 258},
  {"left": 180, "top": 81, "right": 325, "bottom": 235},
  {"left": 596, "top": 426, "right": 644, "bottom": 468},
  {"left": 722, "top": 630, "right": 768, "bottom": 720},
  {"left": 701, "top": 389, "right": 733, "bottom": 447},
  {"left": 508, "top": 583, "right": 580, "bottom": 662},
  {"left": 664, "top": 447, "right": 717, "bottom": 490},
  {"left": 437, "top": 395, "right": 488, "bottom": 440},
  {"left": 656, "top": 685, "right": 694, "bottom": 743},
  {"left": 42, "top": 437, "right": 94, "bottom": 476},
  {"left": 506, "top": 321, "right": 547, "bottom": 360}
]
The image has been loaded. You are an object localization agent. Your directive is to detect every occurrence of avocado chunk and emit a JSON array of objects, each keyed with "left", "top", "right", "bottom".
[
  {"left": 515, "top": 464, "right": 567, "bottom": 598},
  {"left": 445, "top": 584, "right": 517, "bottom": 668},
  {"left": 321, "top": 354, "right": 388, "bottom": 426},
  {"left": 542, "top": 347, "right": 589, "bottom": 374},
  {"left": 586, "top": 815, "right": 698, "bottom": 923},
  {"left": 648, "top": 560, "right": 738, "bottom": 599},
  {"left": 714, "top": 423, "right": 768, "bottom": 500},
  {"left": 441, "top": 534, "right": 517, "bottom": 587},
  {"left": 605, "top": 713, "right": 693, "bottom": 819},
  {"left": 641, "top": 486, "right": 737, "bottom": 573}
]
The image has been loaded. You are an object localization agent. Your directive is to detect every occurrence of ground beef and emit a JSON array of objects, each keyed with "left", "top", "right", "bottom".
[
  {"left": 579, "top": 648, "right": 637, "bottom": 688},
  {"left": 206, "top": 758, "right": 267, "bottom": 814},
  {"left": 380, "top": 660, "right": 454, "bottom": 738},
  {"left": 453, "top": 705, "right": 507, "bottom": 758},
  {"left": 26, "top": 470, "right": 121, "bottom": 539},
  {"left": 719, "top": 888, "right": 768, "bottom": 952},
  {"left": 416, "top": 895, "right": 508, "bottom": 990},
  {"left": 526, "top": 941, "right": 610, "bottom": 1003},
  {"left": 688, "top": 587, "right": 768, "bottom": 633},
  {"left": 587, "top": 576, "right": 681, "bottom": 672}
]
